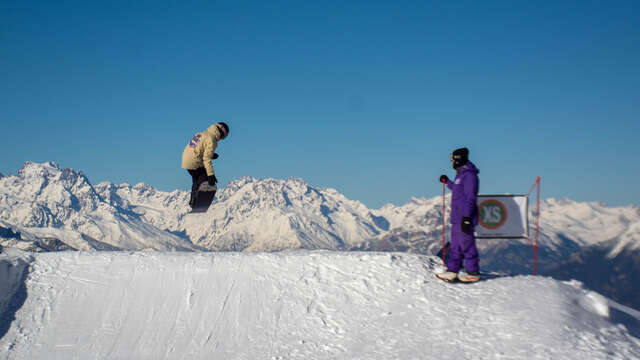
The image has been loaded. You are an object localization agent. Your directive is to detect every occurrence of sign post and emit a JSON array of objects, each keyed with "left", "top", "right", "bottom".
[{"left": 526, "top": 177, "right": 541, "bottom": 275}]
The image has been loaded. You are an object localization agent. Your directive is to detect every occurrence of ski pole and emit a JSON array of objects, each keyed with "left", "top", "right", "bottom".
[{"left": 442, "top": 182, "right": 446, "bottom": 266}]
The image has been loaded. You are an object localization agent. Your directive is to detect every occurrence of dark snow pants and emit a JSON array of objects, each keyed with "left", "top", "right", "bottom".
[
  {"left": 187, "top": 167, "right": 208, "bottom": 206},
  {"left": 446, "top": 224, "right": 479, "bottom": 273}
]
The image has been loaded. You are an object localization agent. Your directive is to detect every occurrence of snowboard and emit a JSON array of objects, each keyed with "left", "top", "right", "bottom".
[{"left": 190, "top": 182, "right": 217, "bottom": 213}]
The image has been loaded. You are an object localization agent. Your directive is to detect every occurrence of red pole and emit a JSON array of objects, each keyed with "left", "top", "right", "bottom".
[
  {"left": 527, "top": 176, "right": 541, "bottom": 275},
  {"left": 534, "top": 176, "right": 541, "bottom": 275}
]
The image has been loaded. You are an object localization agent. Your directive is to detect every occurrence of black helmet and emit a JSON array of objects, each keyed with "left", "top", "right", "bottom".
[
  {"left": 217, "top": 122, "right": 229, "bottom": 139},
  {"left": 451, "top": 147, "right": 469, "bottom": 169}
]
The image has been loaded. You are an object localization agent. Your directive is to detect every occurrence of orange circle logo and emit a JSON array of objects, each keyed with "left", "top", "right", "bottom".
[{"left": 479, "top": 199, "right": 508, "bottom": 230}]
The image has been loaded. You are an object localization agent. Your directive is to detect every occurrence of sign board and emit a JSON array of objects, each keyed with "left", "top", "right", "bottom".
[{"left": 475, "top": 195, "right": 528, "bottom": 238}]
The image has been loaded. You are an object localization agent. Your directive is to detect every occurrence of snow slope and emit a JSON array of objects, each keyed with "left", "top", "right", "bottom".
[{"left": 1, "top": 251, "right": 639, "bottom": 359}]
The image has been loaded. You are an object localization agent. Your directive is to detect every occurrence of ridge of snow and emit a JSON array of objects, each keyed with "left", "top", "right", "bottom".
[
  {"left": 2, "top": 162, "right": 640, "bottom": 255},
  {"left": 0, "top": 162, "right": 196, "bottom": 251},
  {"left": 1, "top": 251, "right": 638, "bottom": 359},
  {"left": 97, "top": 175, "right": 386, "bottom": 251},
  {"left": 539, "top": 198, "right": 640, "bottom": 255},
  {"left": 373, "top": 195, "right": 640, "bottom": 255}
]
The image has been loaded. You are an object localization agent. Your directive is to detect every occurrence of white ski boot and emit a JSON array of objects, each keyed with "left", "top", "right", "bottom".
[
  {"left": 458, "top": 271, "right": 481, "bottom": 283},
  {"left": 435, "top": 271, "right": 458, "bottom": 283}
]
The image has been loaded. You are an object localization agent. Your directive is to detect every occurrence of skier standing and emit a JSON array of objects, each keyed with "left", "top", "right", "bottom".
[
  {"left": 181, "top": 122, "right": 229, "bottom": 209},
  {"left": 437, "top": 147, "right": 481, "bottom": 283}
]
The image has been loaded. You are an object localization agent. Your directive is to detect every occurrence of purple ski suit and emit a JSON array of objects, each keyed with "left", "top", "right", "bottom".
[{"left": 445, "top": 161, "right": 480, "bottom": 273}]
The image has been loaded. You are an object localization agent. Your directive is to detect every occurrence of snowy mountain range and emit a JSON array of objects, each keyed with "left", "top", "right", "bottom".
[{"left": 1, "top": 161, "right": 639, "bottom": 309}]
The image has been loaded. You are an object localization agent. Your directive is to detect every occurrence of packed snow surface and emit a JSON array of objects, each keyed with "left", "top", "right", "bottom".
[{"left": 1, "top": 251, "right": 639, "bottom": 359}]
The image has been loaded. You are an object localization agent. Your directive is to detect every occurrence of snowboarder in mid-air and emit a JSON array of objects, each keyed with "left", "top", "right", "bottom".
[
  {"left": 181, "top": 122, "right": 229, "bottom": 212},
  {"left": 436, "top": 147, "right": 481, "bottom": 283}
]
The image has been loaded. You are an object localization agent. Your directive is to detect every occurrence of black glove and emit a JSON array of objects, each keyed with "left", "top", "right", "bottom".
[
  {"left": 207, "top": 175, "right": 218, "bottom": 186},
  {"left": 439, "top": 175, "right": 449, "bottom": 183},
  {"left": 212, "top": 153, "right": 219, "bottom": 159},
  {"left": 461, "top": 217, "right": 473, "bottom": 235}
]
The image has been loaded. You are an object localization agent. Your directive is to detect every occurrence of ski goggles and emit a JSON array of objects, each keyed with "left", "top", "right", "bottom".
[{"left": 217, "top": 125, "right": 229, "bottom": 139}]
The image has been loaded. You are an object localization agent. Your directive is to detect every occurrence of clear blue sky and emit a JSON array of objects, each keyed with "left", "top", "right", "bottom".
[{"left": 1, "top": 1, "right": 639, "bottom": 208}]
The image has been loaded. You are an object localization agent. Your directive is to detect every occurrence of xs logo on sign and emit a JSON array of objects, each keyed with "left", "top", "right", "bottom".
[{"left": 479, "top": 200, "right": 507, "bottom": 229}]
